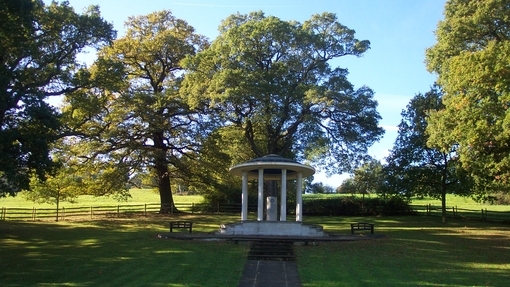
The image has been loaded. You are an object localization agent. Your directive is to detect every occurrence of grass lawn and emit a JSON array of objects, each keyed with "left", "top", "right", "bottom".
[
  {"left": 0, "top": 214, "right": 247, "bottom": 287},
  {"left": 0, "top": 189, "right": 204, "bottom": 208},
  {"left": 1, "top": 214, "right": 510, "bottom": 287},
  {"left": 2, "top": 190, "right": 510, "bottom": 286},
  {"left": 298, "top": 216, "right": 510, "bottom": 287}
]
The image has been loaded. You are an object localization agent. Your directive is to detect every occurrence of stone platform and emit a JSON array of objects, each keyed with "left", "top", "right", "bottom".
[{"left": 218, "top": 221, "right": 326, "bottom": 237}]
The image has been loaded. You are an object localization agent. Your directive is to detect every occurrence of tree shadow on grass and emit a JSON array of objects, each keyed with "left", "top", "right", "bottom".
[
  {"left": 0, "top": 218, "right": 247, "bottom": 287},
  {"left": 297, "top": 215, "right": 510, "bottom": 287}
]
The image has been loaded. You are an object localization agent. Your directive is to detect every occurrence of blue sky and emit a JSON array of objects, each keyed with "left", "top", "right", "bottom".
[{"left": 61, "top": 0, "right": 446, "bottom": 186}]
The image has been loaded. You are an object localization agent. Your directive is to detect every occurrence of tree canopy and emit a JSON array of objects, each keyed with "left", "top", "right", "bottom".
[
  {"left": 385, "top": 85, "right": 472, "bottom": 222},
  {"left": 62, "top": 10, "right": 208, "bottom": 212},
  {"left": 425, "top": 0, "right": 510, "bottom": 188},
  {"left": 0, "top": 0, "right": 115, "bottom": 196},
  {"left": 182, "top": 12, "right": 384, "bottom": 173}
]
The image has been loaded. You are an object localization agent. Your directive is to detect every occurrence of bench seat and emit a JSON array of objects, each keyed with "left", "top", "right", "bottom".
[
  {"left": 350, "top": 222, "right": 374, "bottom": 234},
  {"left": 169, "top": 221, "right": 193, "bottom": 233}
]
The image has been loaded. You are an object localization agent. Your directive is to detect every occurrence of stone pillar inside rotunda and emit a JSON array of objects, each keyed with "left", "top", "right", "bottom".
[{"left": 218, "top": 154, "right": 327, "bottom": 237}]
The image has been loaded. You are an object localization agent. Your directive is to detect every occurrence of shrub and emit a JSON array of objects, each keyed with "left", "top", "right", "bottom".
[{"left": 302, "top": 196, "right": 414, "bottom": 216}]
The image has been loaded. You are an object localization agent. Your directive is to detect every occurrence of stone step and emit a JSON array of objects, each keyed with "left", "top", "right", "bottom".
[{"left": 248, "top": 240, "right": 296, "bottom": 261}]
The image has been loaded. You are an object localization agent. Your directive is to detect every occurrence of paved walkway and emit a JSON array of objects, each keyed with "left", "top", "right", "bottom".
[
  {"left": 238, "top": 260, "right": 302, "bottom": 287},
  {"left": 156, "top": 232, "right": 384, "bottom": 286}
]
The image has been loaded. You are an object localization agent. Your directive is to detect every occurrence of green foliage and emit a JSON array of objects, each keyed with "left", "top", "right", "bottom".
[
  {"left": 386, "top": 85, "right": 474, "bottom": 222},
  {"left": 0, "top": 0, "right": 115, "bottom": 196},
  {"left": 23, "top": 171, "right": 80, "bottom": 205},
  {"left": 182, "top": 11, "right": 383, "bottom": 174},
  {"left": 336, "top": 178, "right": 357, "bottom": 195},
  {"left": 179, "top": 128, "right": 253, "bottom": 204},
  {"left": 336, "top": 160, "right": 385, "bottom": 197},
  {"left": 353, "top": 159, "right": 385, "bottom": 197},
  {"left": 309, "top": 182, "right": 335, "bottom": 194},
  {"left": 303, "top": 196, "right": 414, "bottom": 216},
  {"left": 61, "top": 10, "right": 208, "bottom": 212},
  {"left": 425, "top": 0, "right": 510, "bottom": 189}
]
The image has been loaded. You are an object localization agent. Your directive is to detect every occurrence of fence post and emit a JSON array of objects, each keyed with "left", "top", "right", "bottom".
[
  {"left": 32, "top": 207, "right": 36, "bottom": 221},
  {"left": 481, "top": 209, "right": 485, "bottom": 220},
  {"left": 62, "top": 207, "right": 65, "bottom": 221},
  {"left": 144, "top": 204, "right": 147, "bottom": 216},
  {"left": 90, "top": 206, "right": 93, "bottom": 219},
  {"left": 117, "top": 205, "right": 120, "bottom": 218}
]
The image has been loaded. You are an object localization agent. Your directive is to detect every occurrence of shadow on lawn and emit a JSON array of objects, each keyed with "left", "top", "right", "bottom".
[
  {"left": 2, "top": 214, "right": 509, "bottom": 286},
  {"left": 297, "top": 215, "right": 510, "bottom": 287},
  {"left": 0, "top": 218, "right": 247, "bottom": 287}
]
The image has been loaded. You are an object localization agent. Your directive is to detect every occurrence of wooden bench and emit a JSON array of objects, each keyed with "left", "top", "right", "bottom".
[
  {"left": 169, "top": 221, "right": 193, "bottom": 233},
  {"left": 351, "top": 222, "right": 374, "bottom": 234}
]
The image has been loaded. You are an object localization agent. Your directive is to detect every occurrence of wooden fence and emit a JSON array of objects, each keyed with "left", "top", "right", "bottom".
[
  {"left": 413, "top": 204, "right": 510, "bottom": 222},
  {"left": 1, "top": 202, "right": 510, "bottom": 222},
  {"left": 0, "top": 202, "right": 259, "bottom": 221}
]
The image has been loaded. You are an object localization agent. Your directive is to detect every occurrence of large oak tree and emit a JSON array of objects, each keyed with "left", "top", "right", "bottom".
[
  {"left": 182, "top": 12, "right": 384, "bottom": 174},
  {"left": 0, "top": 0, "right": 114, "bottom": 196},
  {"left": 63, "top": 10, "right": 207, "bottom": 212},
  {"left": 425, "top": 0, "right": 510, "bottom": 189}
]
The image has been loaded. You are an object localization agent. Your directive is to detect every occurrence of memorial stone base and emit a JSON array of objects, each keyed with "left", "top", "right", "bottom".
[{"left": 218, "top": 221, "right": 327, "bottom": 237}]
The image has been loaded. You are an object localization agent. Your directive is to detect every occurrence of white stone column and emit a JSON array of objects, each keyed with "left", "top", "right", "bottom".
[
  {"left": 280, "top": 169, "right": 287, "bottom": 221},
  {"left": 257, "top": 168, "right": 264, "bottom": 221},
  {"left": 296, "top": 172, "right": 303, "bottom": 222},
  {"left": 241, "top": 171, "right": 248, "bottom": 221}
]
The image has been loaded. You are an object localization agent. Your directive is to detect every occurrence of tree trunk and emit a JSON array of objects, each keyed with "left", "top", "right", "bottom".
[
  {"left": 156, "top": 160, "right": 175, "bottom": 213},
  {"left": 152, "top": 131, "right": 176, "bottom": 214},
  {"left": 441, "top": 162, "right": 447, "bottom": 223},
  {"left": 441, "top": 190, "right": 447, "bottom": 223}
]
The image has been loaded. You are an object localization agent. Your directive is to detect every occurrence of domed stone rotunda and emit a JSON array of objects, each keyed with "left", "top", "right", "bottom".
[{"left": 220, "top": 154, "right": 326, "bottom": 237}]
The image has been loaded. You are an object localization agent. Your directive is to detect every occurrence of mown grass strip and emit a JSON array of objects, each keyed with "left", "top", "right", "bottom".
[
  {"left": 298, "top": 216, "right": 510, "bottom": 287},
  {"left": 0, "top": 215, "right": 247, "bottom": 287},
  {"left": 1, "top": 213, "right": 510, "bottom": 287}
]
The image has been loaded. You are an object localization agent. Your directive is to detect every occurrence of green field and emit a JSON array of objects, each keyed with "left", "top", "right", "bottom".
[
  {"left": 2, "top": 191, "right": 510, "bottom": 286},
  {"left": 3, "top": 192, "right": 510, "bottom": 222},
  {"left": 1, "top": 214, "right": 509, "bottom": 287},
  {"left": 0, "top": 189, "right": 203, "bottom": 208},
  {"left": 3, "top": 191, "right": 508, "bottom": 210}
]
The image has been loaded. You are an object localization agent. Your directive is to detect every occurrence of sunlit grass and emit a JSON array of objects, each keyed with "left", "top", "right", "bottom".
[
  {"left": 411, "top": 194, "right": 510, "bottom": 211},
  {"left": 0, "top": 189, "right": 204, "bottom": 208},
  {"left": 1, "top": 214, "right": 510, "bottom": 286},
  {"left": 0, "top": 215, "right": 247, "bottom": 287},
  {"left": 298, "top": 215, "right": 510, "bottom": 287}
]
